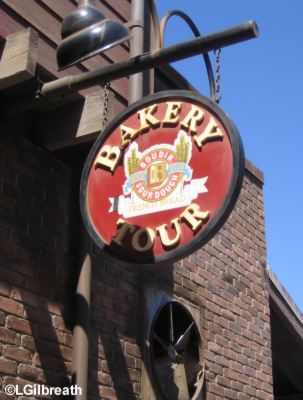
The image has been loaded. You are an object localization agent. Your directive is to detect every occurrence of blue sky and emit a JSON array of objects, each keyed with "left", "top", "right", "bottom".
[{"left": 155, "top": 0, "right": 303, "bottom": 311}]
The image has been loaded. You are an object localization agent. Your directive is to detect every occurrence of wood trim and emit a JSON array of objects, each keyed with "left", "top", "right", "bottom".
[
  {"left": 39, "top": 0, "right": 77, "bottom": 19},
  {"left": 35, "top": 88, "right": 126, "bottom": 151},
  {"left": 40, "top": 0, "right": 131, "bottom": 23},
  {"left": 269, "top": 268, "right": 303, "bottom": 326},
  {"left": 270, "top": 288, "right": 303, "bottom": 347},
  {"left": 245, "top": 158, "right": 264, "bottom": 185},
  {"left": 0, "top": 28, "right": 38, "bottom": 90}
]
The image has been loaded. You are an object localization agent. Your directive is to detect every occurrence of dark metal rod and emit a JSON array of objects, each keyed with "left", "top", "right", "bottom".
[
  {"left": 129, "top": 0, "right": 145, "bottom": 103},
  {"left": 41, "top": 20, "right": 258, "bottom": 98},
  {"left": 71, "top": 230, "right": 92, "bottom": 400}
]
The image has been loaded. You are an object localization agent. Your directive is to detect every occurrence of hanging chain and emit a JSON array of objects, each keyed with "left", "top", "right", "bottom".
[
  {"left": 214, "top": 48, "right": 222, "bottom": 103},
  {"left": 102, "top": 81, "right": 111, "bottom": 129}
]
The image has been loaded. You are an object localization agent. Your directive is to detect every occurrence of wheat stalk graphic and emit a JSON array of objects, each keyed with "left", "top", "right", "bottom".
[
  {"left": 175, "top": 132, "right": 190, "bottom": 163},
  {"left": 127, "top": 145, "right": 140, "bottom": 176}
]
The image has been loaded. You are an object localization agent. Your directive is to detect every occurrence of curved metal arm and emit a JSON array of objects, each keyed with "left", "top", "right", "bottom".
[
  {"left": 147, "top": 0, "right": 161, "bottom": 52},
  {"left": 160, "top": 10, "right": 216, "bottom": 102}
]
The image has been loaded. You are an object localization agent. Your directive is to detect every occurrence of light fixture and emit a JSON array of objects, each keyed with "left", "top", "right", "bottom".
[{"left": 57, "top": 0, "right": 131, "bottom": 70}]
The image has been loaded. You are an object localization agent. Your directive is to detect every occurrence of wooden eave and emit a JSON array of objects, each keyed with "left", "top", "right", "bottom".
[{"left": 268, "top": 267, "right": 303, "bottom": 399}]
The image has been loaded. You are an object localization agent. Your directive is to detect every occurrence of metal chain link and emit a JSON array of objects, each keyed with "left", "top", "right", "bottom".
[
  {"left": 214, "top": 48, "right": 222, "bottom": 103},
  {"left": 102, "top": 81, "right": 111, "bottom": 128}
]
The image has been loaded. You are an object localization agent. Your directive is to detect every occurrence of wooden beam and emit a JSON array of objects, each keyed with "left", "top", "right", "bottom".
[
  {"left": 269, "top": 268, "right": 303, "bottom": 325},
  {"left": 36, "top": 88, "right": 115, "bottom": 150},
  {"left": 270, "top": 288, "right": 303, "bottom": 347},
  {"left": 269, "top": 268, "right": 303, "bottom": 347},
  {"left": 76, "top": 89, "right": 115, "bottom": 139},
  {"left": 0, "top": 28, "right": 38, "bottom": 90}
]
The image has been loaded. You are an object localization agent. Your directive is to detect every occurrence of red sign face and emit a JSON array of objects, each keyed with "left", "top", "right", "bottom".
[{"left": 80, "top": 91, "right": 244, "bottom": 265}]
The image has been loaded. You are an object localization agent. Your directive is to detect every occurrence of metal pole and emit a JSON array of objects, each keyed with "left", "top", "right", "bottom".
[
  {"left": 129, "top": 0, "right": 146, "bottom": 103},
  {"left": 41, "top": 21, "right": 259, "bottom": 99},
  {"left": 71, "top": 230, "right": 92, "bottom": 399}
]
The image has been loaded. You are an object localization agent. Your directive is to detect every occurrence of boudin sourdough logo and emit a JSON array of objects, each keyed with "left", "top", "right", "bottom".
[
  {"left": 109, "top": 131, "right": 208, "bottom": 218},
  {"left": 81, "top": 91, "right": 244, "bottom": 265}
]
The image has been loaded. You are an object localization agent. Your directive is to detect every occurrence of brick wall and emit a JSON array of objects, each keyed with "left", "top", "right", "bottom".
[
  {"left": 85, "top": 165, "right": 273, "bottom": 399},
  {"left": 0, "top": 122, "right": 78, "bottom": 398},
  {"left": 188, "top": 168, "right": 273, "bottom": 400},
  {"left": 86, "top": 166, "right": 274, "bottom": 399},
  {"left": 0, "top": 120, "right": 273, "bottom": 399}
]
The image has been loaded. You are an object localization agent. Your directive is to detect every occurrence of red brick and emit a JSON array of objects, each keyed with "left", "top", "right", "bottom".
[
  {"left": 216, "top": 375, "right": 230, "bottom": 388},
  {"left": 0, "top": 281, "right": 10, "bottom": 296},
  {"left": 231, "top": 380, "right": 244, "bottom": 392},
  {"left": 208, "top": 383, "right": 225, "bottom": 396},
  {"left": 257, "top": 390, "right": 274, "bottom": 400},
  {"left": 46, "top": 301, "right": 62, "bottom": 316},
  {"left": 98, "top": 372, "right": 112, "bottom": 386},
  {"left": 0, "top": 358, "right": 17, "bottom": 375},
  {"left": 262, "top": 381, "right": 274, "bottom": 393},
  {"left": 244, "top": 385, "right": 257, "bottom": 396},
  {"left": 7, "top": 316, "right": 32, "bottom": 335},
  {"left": 134, "top": 382, "right": 141, "bottom": 395},
  {"left": 3, "top": 345, "right": 32, "bottom": 363},
  {"left": 129, "top": 367, "right": 141, "bottom": 382},
  {"left": 0, "top": 327, "right": 21, "bottom": 345},
  {"left": 0, "top": 297, "right": 24, "bottom": 317},
  {"left": 60, "top": 345, "right": 72, "bottom": 361},
  {"left": 238, "top": 393, "right": 250, "bottom": 400},
  {"left": 21, "top": 335, "right": 36, "bottom": 352},
  {"left": 2, "top": 376, "right": 30, "bottom": 391},
  {"left": 100, "top": 387, "right": 117, "bottom": 400},
  {"left": 229, "top": 360, "right": 243, "bottom": 374},
  {"left": 223, "top": 368, "right": 237, "bottom": 380},
  {"left": 125, "top": 342, "right": 141, "bottom": 358},
  {"left": 223, "top": 348, "right": 237, "bottom": 362},
  {"left": 224, "top": 388, "right": 238, "bottom": 399},
  {"left": 221, "top": 308, "right": 235, "bottom": 321},
  {"left": 18, "top": 364, "right": 45, "bottom": 382},
  {"left": 209, "top": 364, "right": 223, "bottom": 375},
  {"left": 52, "top": 315, "right": 67, "bottom": 332},
  {"left": 208, "top": 342, "right": 222, "bottom": 354}
]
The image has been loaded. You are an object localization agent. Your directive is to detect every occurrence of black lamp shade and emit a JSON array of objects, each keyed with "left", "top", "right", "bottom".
[
  {"left": 61, "top": 5, "right": 106, "bottom": 39},
  {"left": 57, "top": 1, "right": 131, "bottom": 70}
]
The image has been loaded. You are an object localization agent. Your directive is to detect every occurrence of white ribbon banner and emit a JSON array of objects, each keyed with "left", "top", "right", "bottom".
[{"left": 109, "top": 177, "right": 208, "bottom": 218}]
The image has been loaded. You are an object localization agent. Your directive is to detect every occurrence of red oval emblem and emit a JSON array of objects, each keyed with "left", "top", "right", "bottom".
[{"left": 80, "top": 91, "right": 244, "bottom": 265}]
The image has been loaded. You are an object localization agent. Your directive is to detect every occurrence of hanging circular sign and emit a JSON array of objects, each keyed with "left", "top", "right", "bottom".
[{"left": 80, "top": 90, "right": 244, "bottom": 265}]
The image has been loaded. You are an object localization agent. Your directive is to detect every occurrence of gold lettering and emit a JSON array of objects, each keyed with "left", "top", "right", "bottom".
[
  {"left": 112, "top": 219, "right": 135, "bottom": 246},
  {"left": 163, "top": 102, "right": 182, "bottom": 126},
  {"left": 157, "top": 218, "right": 181, "bottom": 249},
  {"left": 120, "top": 124, "right": 139, "bottom": 149},
  {"left": 181, "top": 203, "right": 210, "bottom": 232},
  {"left": 180, "top": 105, "right": 204, "bottom": 133},
  {"left": 138, "top": 104, "right": 161, "bottom": 132},
  {"left": 194, "top": 117, "right": 224, "bottom": 149},
  {"left": 94, "top": 145, "right": 121, "bottom": 172},
  {"left": 132, "top": 227, "right": 156, "bottom": 252}
]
